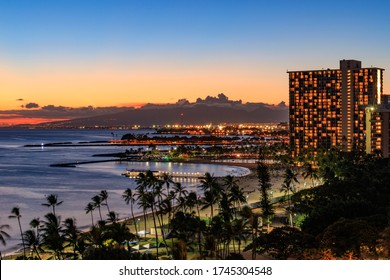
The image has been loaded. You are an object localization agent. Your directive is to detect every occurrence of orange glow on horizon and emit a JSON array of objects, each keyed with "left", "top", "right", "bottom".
[
  {"left": 0, "top": 117, "right": 69, "bottom": 126},
  {"left": 0, "top": 58, "right": 288, "bottom": 111},
  {"left": 116, "top": 102, "right": 147, "bottom": 108}
]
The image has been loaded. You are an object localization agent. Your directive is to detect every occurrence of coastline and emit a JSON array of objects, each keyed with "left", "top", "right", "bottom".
[{"left": 2, "top": 159, "right": 309, "bottom": 259}]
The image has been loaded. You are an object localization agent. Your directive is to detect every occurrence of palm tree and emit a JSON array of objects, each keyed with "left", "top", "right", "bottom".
[
  {"left": 142, "top": 191, "right": 160, "bottom": 257},
  {"left": 280, "top": 168, "right": 298, "bottom": 228},
  {"left": 106, "top": 222, "right": 135, "bottom": 248},
  {"left": 280, "top": 181, "right": 294, "bottom": 227},
  {"left": 172, "top": 182, "right": 188, "bottom": 213},
  {"left": 9, "top": 207, "right": 26, "bottom": 259},
  {"left": 63, "top": 218, "right": 80, "bottom": 259},
  {"left": 160, "top": 173, "right": 175, "bottom": 226},
  {"left": 199, "top": 172, "right": 222, "bottom": 219},
  {"left": 135, "top": 172, "right": 148, "bottom": 188},
  {"left": 184, "top": 191, "right": 198, "bottom": 213},
  {"left": 218, "top": 193, "right": 234, "bottom": 224},
  {"left": 41, "top": 213, "right": 65, "bottom": 260},
  {"left": 239, "top": 205, "right": 262, "bottom": 259},
  {"left": 199, "top": 172, "right": 218, "bottom": 193},
  {"left": 122, "top": 188, "right": 139, "bottom": 235},
  {"left": 91, "top": 195, "right": 103, "bottom": 222},
  {"left": 29, "top": 218, "right": 41, "bottom": 232},
  {"left": 22, "top": 229, "right": 43, "bottom": 259},
  {"left": 226, "top": 180, "right": 247, "bottom": 217},
  {"left": 161, "top": 172, "right": 174, "bottom": 196},
  {"left": 84, "top": 202, "right": 95, "bottom": 226},
  {"left": 257, "top": 158, "right": 274, "bottom": 232},
  {"left": 135, "top": 187, "right": 149, "bottom": 236},
  {"left": 223, "top": 175, "right": 239, "bottom": 190},
  {"left": 170, "top": 211, "right": 204, "bottom": 259},
  {"left": 231, "top": 218, "right": 249, "bottom": 254},
  {"left": 99, "top": 190, "right": 111, "bottom": 214},
  {"left": 135, "top": 171, "right": 153, "bottom": 234},
  {"left": 206, "top": 215, "right": 224, "bottom": 258},
  {"left": 217, "top": 192, "right": 237, "bottom": 258},
  {"left": 25, "top": 217, "right": 43, "bottom": 259},
  {"left": 142, "top": 169, "right": 167, "bottom": 257},
  {"left": 107, "top": 211, "right": 119, "bottom": 223},
  {"left": 42, "top": 194, "right": 63, "bottom": 216},
  {"left": 83, "top": 225, "right": 108, "bottom": 249},
  {"left": 201, "top": 190, "right": 219, "bottom": 219},
  {"left": 0, "top": 220, "right": 11, "bottom": 260},
  {"left": 302, "top": 162, "right": 318, "bottom": 188},
  {"left": 283, "top": 168, "right": 299, "bottom": 190},
  {"left": 151, "top": 179, "right": 170, "bottom": 256}
]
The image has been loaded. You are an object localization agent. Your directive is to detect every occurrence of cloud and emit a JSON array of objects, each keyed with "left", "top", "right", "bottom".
[
  {"left": 42, "top": 105, "right": 68, "bottom": 111},
  {"left": 0, "top": 94, "right": 287, "bottom": 126},
  {"left": 25, "top": 102, "right": 40, "bottom": 109},
  {"left": 195, "top": 93, "right": 242, "bottom": 105}
]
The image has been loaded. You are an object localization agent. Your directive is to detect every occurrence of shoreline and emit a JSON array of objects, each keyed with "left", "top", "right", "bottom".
[
  {"left": 3, "top": 160, "right": 309, "bottom": 259},
  {"left": 2, "top": 160, "right": 255, "bottom": 259}
]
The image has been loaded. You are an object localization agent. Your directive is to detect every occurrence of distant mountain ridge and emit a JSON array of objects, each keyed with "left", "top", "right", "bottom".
[{"left": 42, "top": 94, "right": 288, "bottom": 127}]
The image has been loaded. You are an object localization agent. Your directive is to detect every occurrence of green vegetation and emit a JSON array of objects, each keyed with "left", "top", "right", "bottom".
[
  {"left": 3, "top": 147, "right": 390, "bottom": 260},
  {"left": 0, "top": 219, "right": 11, "bottom": 260}
]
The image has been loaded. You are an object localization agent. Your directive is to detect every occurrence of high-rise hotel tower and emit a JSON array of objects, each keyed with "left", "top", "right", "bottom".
[{"left": 288, "top": 59, "right": 385, "bottom": 157}]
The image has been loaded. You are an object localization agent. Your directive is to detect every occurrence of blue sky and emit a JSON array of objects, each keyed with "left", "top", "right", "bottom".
[{"left": 1, "top": 0, "right": 390, "bottom": 110}]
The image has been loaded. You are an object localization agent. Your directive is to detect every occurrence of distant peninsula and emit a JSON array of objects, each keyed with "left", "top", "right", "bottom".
[{"left": 15, "top": 94, "right": 288, "bottom": 128}]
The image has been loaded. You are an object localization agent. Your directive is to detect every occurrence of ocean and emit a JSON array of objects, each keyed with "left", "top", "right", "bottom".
[{"left": 0, "top": 129, "right": 249, "bottom": 254}]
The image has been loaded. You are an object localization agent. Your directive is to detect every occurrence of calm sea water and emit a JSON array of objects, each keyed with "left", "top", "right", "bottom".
[{"left": 0, "top": 129, "right": 249, "bottom": 254}]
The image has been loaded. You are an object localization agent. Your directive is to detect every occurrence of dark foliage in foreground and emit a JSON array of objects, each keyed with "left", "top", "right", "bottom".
[{"left": 83, "top": 247, "right": 156, "bottom": 260}]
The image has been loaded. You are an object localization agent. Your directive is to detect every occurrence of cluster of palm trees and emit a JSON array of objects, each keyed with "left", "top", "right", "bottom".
[
  {"left": 2, "top": 170, "right": 270, "bottom": 259},
  {"left": 2, "top": 192, "right": 140, "bottom": 260},
  {"left": 107, "top": 171, "right": 250, "bottom": 259},
  {"left": 0, "top": 163, "right": 312, "bottom": 260},
  {"left": 3, "top": 141, "right": 390, "bottom": 260},
  {"left": 2, "top": 195, "right": 78, "bottom": 259}
]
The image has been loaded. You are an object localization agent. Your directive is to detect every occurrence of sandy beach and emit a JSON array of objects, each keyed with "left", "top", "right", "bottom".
[{"left": 121, "top": 160, "right": 310, "bottom": 237}]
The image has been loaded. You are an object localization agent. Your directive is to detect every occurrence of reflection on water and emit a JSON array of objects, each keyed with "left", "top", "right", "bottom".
[{"left": 0, "top": 129, "right": 249, "bottom": 254}]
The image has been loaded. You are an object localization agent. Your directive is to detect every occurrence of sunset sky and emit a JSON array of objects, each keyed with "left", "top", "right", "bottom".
[{"left": 1, "top": 0, "right": 390, "bottom": 119}]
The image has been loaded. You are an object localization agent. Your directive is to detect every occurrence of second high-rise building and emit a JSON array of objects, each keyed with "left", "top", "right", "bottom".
[{"left": 288, "top": 59, "right": 384, "bottom": 157}]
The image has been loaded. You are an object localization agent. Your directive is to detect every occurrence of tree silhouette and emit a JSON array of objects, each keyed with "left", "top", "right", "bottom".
[
  {"left": 99, "top": 190, "right": 111, "bottom": 214},
  {"left": 84, "top": 202, "right": 95, "bottom": 226},
  {"left": 122, "top": 188, "right": 139, "bottom": 236},
  {"left": 245, "top": 226, "right": 317, "bottom": 259},
  {"left": 172, "top": 182, "right": 188, "bottom": 213},
  {"left": 9, "top": 207, "right": 26, "bottom": 259},
  {"left": 257, "top": 151, "right": 274, "bottom": 231},
  {"left": 224, "top": 175, "right": 247, "bottom": 218},
  {"left": 107, "top": 211, "right": 119, "bottom": 224},
  {"left": 42, "top": 194, "right": 63, "bottom": 216},
  {"left": 83, "top": 225, "right": 108, "bottom": 249},
  {"left": 91, "top": 195, "right": 103, "bottom": 222},
  {"left": 0, "top": 220, "right": 11, "bottom": 260},
  {"left": 302, "top": 162, "right": 318, "bottom": 188},
  {"left": 22, "top": 229, "right": 43, "bottom": 259},
  {"left": 63, "top": 218, "right": 80, "bottom": 259},
  {"left": 199, "top": 172, "right": 221, "bottom": 219},
  {"left": 41, "top": 213, "right": 65, "bottom": 260},
  {"left": 281, "top": 168, "right": 299, "bottom": 227}
]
